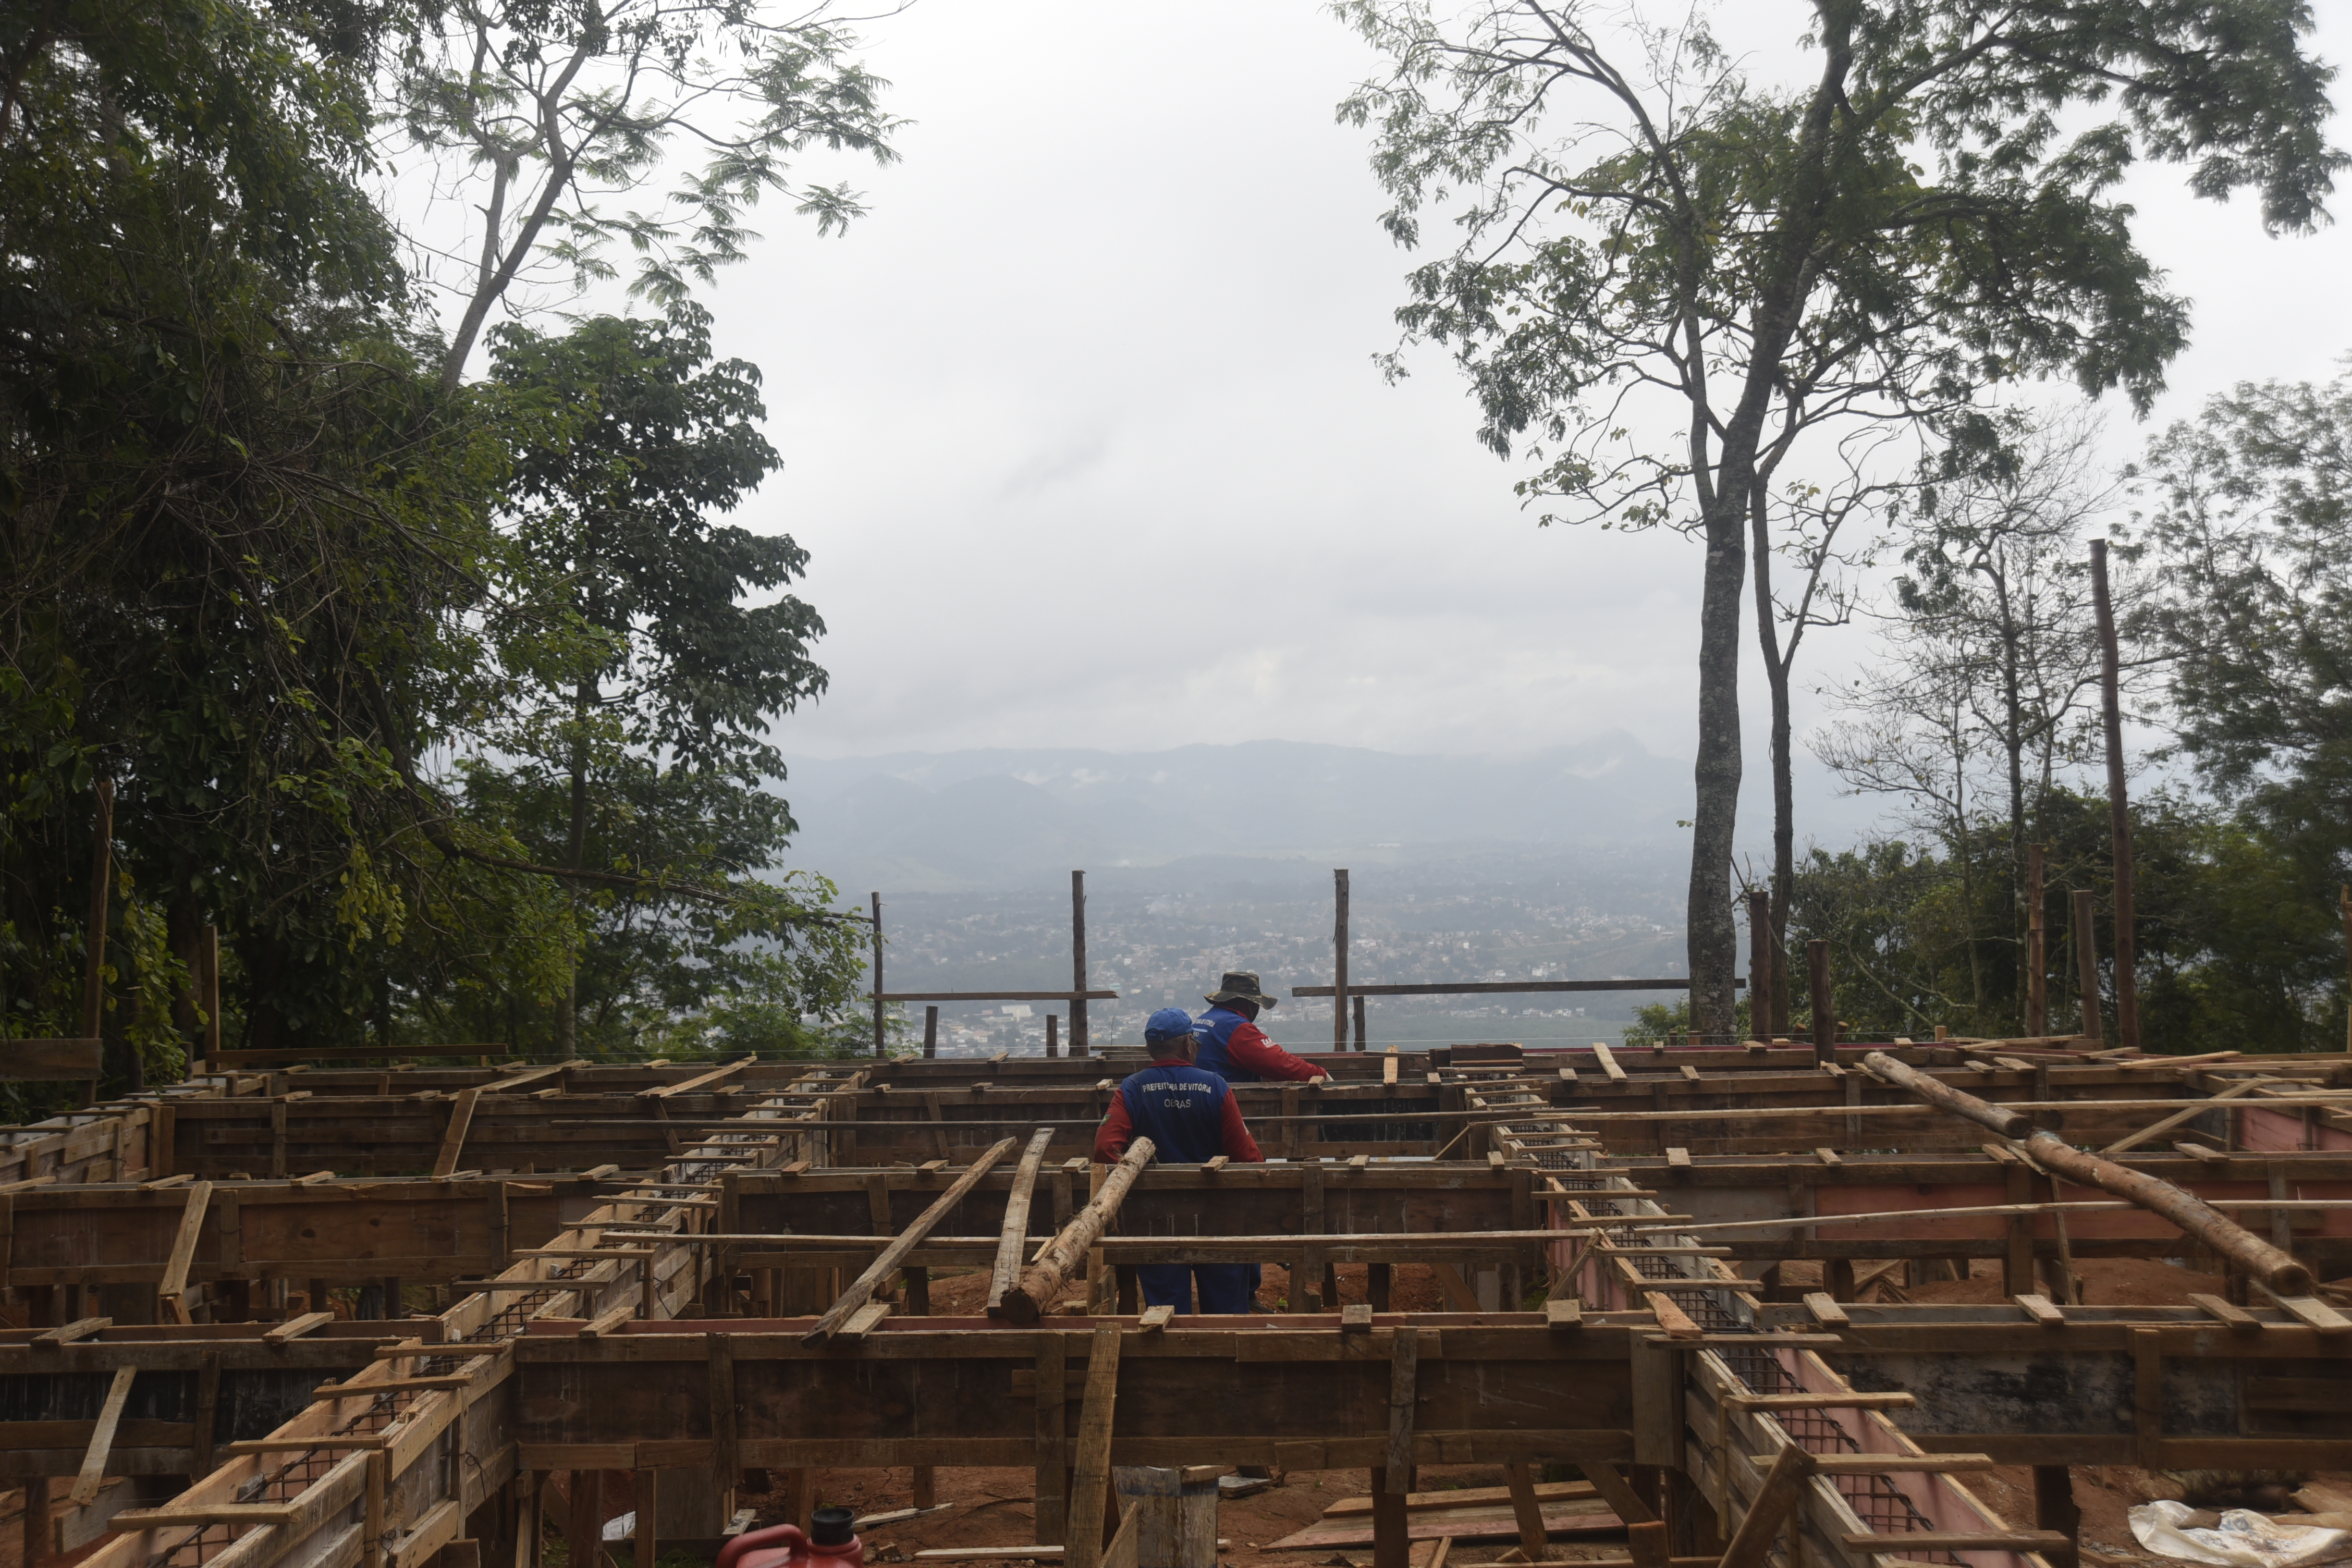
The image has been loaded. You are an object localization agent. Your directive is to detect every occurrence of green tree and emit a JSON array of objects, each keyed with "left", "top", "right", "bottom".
[
  {"left": 2131, "top": 370, "right": 2352, "bottom": 886},
  {"left": 0, "top": 0, "right": 520, "bottom": 1084},
  {"left": 1337, "top": 0, "right": 2342, "bottom": 1040},
  {"left": 390, "top": 0, "right": 902, "bottom": 392},
  {"left": 475, "top": 304, "right": 859, "bottom": 1058}
]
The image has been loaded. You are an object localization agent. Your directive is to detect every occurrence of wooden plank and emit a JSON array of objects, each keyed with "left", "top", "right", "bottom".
[
  {"left": 2189, "top": 1293, "right": 2261, "bottom": 1332},
  {"left": 0, "top": 1042, "right": 103, "bottom": 1082},
  {"left": 639, "top": 1058, "right": 754, "bottom": 1100},
  {"left": 1503, "top": 1465, "right": 1547, "bottom": 1555},
  {"left": 1718, "top": 1446, "right": 1815, "bottom": 1568},
  {"left": 264, "top": 1312, "right": 334, "bottom": 1345},
  {"left": 1838, "top": 1534, "right": 2073, "bottom": 1553},
  {"left": 1591, "top": 1044, "right": 1627, "bottom": 1083},
  {"left": 68, "top": 1368, "right": 137, "bottom": 1506},
  {"left": 991, "top": 1130, "right": 1058, "bottom": 1308},
  {"left": 1064, "top": 1323, "right": 1123, "bottom": 1568},
  {"left": 708, "top": 1333, "right": 739, "bottom": 1483},
  {"left": 156, "top": 1182, "right": 213, "bottom": 1322},
  {"left": 805, "top": 1138, "right": 1018, "bottom": 1345},
  {"left": 33, "top": 1319, "right": 109, "bottom": 1346},
  {"left": 2015, "top": 1293, "right": 2065, "bottom": 1327},
  {"left": 432, "top": 1089, "right": 482, "bottom": 1179},
  {"left": 1574, "top": 1465, "right": 1653, "bottom": 1527},
  {"left": 1802, "top": 1294, "right": 1848, "bottom": 1329},
  {"left": 1386, "top": 1328, "right": 1418, "bottom": 1486}
]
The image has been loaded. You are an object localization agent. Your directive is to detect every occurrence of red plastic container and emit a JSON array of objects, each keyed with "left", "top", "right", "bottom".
[{"left": 718, "top": 1510, "right": 864, "bottom": 1568}]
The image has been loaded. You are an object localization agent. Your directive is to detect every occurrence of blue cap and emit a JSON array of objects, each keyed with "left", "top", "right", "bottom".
[{"left": 1144, "top": 1007, "right": 1196, "bottom": 1044}]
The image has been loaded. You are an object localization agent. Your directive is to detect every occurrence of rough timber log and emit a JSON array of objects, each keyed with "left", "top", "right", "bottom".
[
  {"left": 996, "top": 1138, "right": 1154, "bottom": 1325},
  {"left": 1863, "top": 1051, "right": 2316, "bottom": 1294}
]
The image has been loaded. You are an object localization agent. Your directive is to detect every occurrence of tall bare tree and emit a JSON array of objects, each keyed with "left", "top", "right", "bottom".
[{"left": 1337, "top": 0, "right": 2339, "bottom": 1038}]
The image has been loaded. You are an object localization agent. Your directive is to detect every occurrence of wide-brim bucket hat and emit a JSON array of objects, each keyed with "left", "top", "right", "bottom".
[{"left": 1205, "top": 970, "right": 1278, "bottom": 1009}]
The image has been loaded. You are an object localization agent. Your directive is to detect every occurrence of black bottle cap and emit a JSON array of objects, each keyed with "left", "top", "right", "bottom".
[{"left": 811, "top": 1508, "right": 855, "bottom": 1548}]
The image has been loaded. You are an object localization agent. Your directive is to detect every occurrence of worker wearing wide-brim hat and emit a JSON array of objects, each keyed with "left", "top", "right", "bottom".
[{"left": 1192, "top": 971, "right": 1328, "bottom": 1084}]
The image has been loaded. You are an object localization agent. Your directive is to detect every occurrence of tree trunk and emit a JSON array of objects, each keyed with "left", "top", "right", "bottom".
[
  {"left": 1687, "top": 511, "right": 1747, "bottom": 1040},
  {"left": 1748, "top": 487, "right": 1798, "bottom": 1036}
]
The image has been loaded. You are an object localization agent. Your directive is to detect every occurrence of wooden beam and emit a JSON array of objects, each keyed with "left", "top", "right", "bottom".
[
  {"left": 156, "top": 1181, "right": 213, "bottom": 1323},
  {"left": 1503, "top": 1465, "right": 1548, "bottom": 1556},
  {"left": 1063, "top": 1324, "right": 1123, "bottom": 1568},
  {"left": 991, "top": 1130, "right": 1058, "bottom": 1308},
  {"left": 1386, "top": 1328, "right": 1417, "bottom": 1487},
  {"left": 639, "top": 1059, "right": 755, "bottom": 1101},
  {"left": 68, "top": 1368, "right": 136, "bottom": 1506},
  {"left": 804, "top": 1137, "right": 1018, "bottom": 1345},
  {"left": 1717, "top": 1446, "right": 1815, "bottom": 1568},
  {"left": 432, "top": 1089, "right": 482, "bottom": 1179}
]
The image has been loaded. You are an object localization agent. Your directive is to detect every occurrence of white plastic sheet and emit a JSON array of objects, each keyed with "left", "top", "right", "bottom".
[{"left": 2128, "top": 1501, "right": 2352, "bottom": 1568}]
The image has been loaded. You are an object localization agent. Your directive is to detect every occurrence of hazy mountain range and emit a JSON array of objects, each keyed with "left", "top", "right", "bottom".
[{"left": 763, "top": 732, "right": 1865, "bottom": 896}]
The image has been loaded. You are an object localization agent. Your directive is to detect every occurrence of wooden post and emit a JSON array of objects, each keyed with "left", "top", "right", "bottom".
[
  {"left": 1503, "top": 1464, "right": 1548, "bottom": 1557},
  {"left": 1064, "top": 1323, "right": 1123, "bottom": 1568},
  {"left": 2026, "top": 845, "right": 2048, "bottom": 1038},
  {"left": 871, "top": 892, "right": 887, "bottom": 1057},
  {"left": 1807, "top": 940, "right": 1834, "bottom": 1065},
  {"left": 1746, "top": 890, "right": 1772, "bottom": 1038},
  {"left": 633, "top": 1470, "right": 657, "bottom": 1568},
  {"left": 1332, "top": 869, "right": 1351, "bottom": 1051},
  {"left": 21, "top": 1478, "right": 44, "bottom": 1568},
  {"left": 568, "top": 1470, "right": 603, "bottom": 1568},
  {"left": 2339, "top": 885, "right": 2350, "bottom": 1054},
  {"left": 1071, "top": 871, "right": 1089, "bottom": 1058},
  {"left": 2089, "top": 540, "right": 2140, "bottom": 1052},
  {"left": 1046, "top": 1014, "right": 1059, "bottom": 1058},
  {"left": 1369, "top": 1469, "right": 1408, "bottom": 1568},
  {"left": 2034, "top": 1467, "right": 2080, "bottom": 1568},
  {"left": 923, "top": 1006, "right": 938, "bottom": 1060},
  {"left": 196, "top": 925, "right": 220, "bottom": 1077},
  {"left": 79, "top": 779, "right": 113, "bottom": 1107},
  {"left": 2073, "top": 890, "right": 2103, "bottom": 1043},
  {"left": 1353, "top": 994, "right": 1367, "bottom": 1052},
  {"left": 1034, "top": 1333, "right": 1069, "bottom": 1545}
]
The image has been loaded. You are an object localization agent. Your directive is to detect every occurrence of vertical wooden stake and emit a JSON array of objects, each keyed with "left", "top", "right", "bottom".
[
  {"left": 2073, "top": 889, "right": 2103, "bottom": 1044},
  {"left": 1806, "top": 941, "right": 1834, "bottom": 1065},
  {"left": 79, "top": 779, "right": 114, "bottom": 1108},
  {"left": 923, "top": 1006, "right": 939, "bottom": 1060},
  {"left": 568, "top": 1470, "right": 603, "bottom": 1568},
  {"left": 21, "top": 1477, "right": 46, "bottom": 1568},
  {"left": 2034, "top": 1467, "right": 2080, "bottom": 1568},
  {"left": 633, "top": 1469, "right": 656, "bottom": 1568},
  {"left": 2339, "top": 885, "right": 2350, "bottom": 1054},
  {"left": 2026, "top": 846, "right": 2048, "bottom": 1037},
  {"left": 512, "top": 1470, "right": 540, "bottom": 1568},
  {"left": 871, "top": 893, "right": 887, "bottom": 1058},
  {"left": 1063, "top": 1323, "right": 1123, "bottom": 1568},
  {"left": 1746, "top": 890, "right": 1772, "bottom": 1039},
  {"left": 1070, "top": 870, "right": 1089, "bottom": 1058},
  {"left": 1034, "top": 1332, "right": 1069, "bottom": 1546},
  {"left": 195, "top": 925, "right": 220, "bottom": 1079},
  {"left": 1046, "top": 1015, "right": 1059, "bottom": 1059},
  {"left": 1352, "top": 994, "right": 1367, "bottom": 1052},
  {"left": 365, "top": 1452, "right": 388, "bottom": 1568},
  {"left": 1369, "top": 1469, "right": 1408, "bottom": 1568},
  {"left": 2089, "top": 540, "right": 2139, "bottom": 1052},
  {"left": 1332, "top": 869, "right": 1351, "bottom": 1052}
]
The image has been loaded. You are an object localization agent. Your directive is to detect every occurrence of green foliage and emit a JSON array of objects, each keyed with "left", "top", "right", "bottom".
[
  {"left": 1784, "top": 791, "right": 2344, "bottom": 1052},
  {"left": 2, "top": 0, "right": 877, "bottom": 1085},
  {"left": 2131, "top": 370, "right": 2352, "bottom": 887}
]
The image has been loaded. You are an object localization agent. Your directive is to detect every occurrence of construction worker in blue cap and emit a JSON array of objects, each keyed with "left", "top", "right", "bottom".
[{"left": 1093, "top": 1007, "right": 1264, "bottom": 1313}]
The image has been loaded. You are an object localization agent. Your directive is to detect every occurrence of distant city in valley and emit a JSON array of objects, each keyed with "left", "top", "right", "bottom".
[{"left": 769, "top": 736, "right": 1850, "bottom": 1054}]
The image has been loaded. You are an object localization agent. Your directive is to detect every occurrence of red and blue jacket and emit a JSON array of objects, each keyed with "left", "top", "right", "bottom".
[
  {"left": 1191, "top": 1006, "right": 1323, "bottom": 1084},
  {"left": 1093, "top": 1063, "right": 1262, "bottom": 1165}
]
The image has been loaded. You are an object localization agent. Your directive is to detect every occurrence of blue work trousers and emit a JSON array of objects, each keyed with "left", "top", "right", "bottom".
[{"left": 1135, "top": 1263, "right": 1257, "bottom": 1315}]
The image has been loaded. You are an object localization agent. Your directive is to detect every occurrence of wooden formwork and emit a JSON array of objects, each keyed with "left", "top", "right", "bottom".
[{"left": 0, "top": 1046, "right": 2345, "bottom": 1568}]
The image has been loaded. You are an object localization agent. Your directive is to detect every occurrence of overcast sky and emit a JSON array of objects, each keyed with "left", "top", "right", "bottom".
[{"left": 607, "top": 2, "right": 2351, "bottom": 801}]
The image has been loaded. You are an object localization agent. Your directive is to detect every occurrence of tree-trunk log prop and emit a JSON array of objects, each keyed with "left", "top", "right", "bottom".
[
  {"left": 1861, "top": 1052, "right": 2313, "bottom": 1295},
  {"left": 995, "top": 1140, "right": 1155, "bottom": 1325}
]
